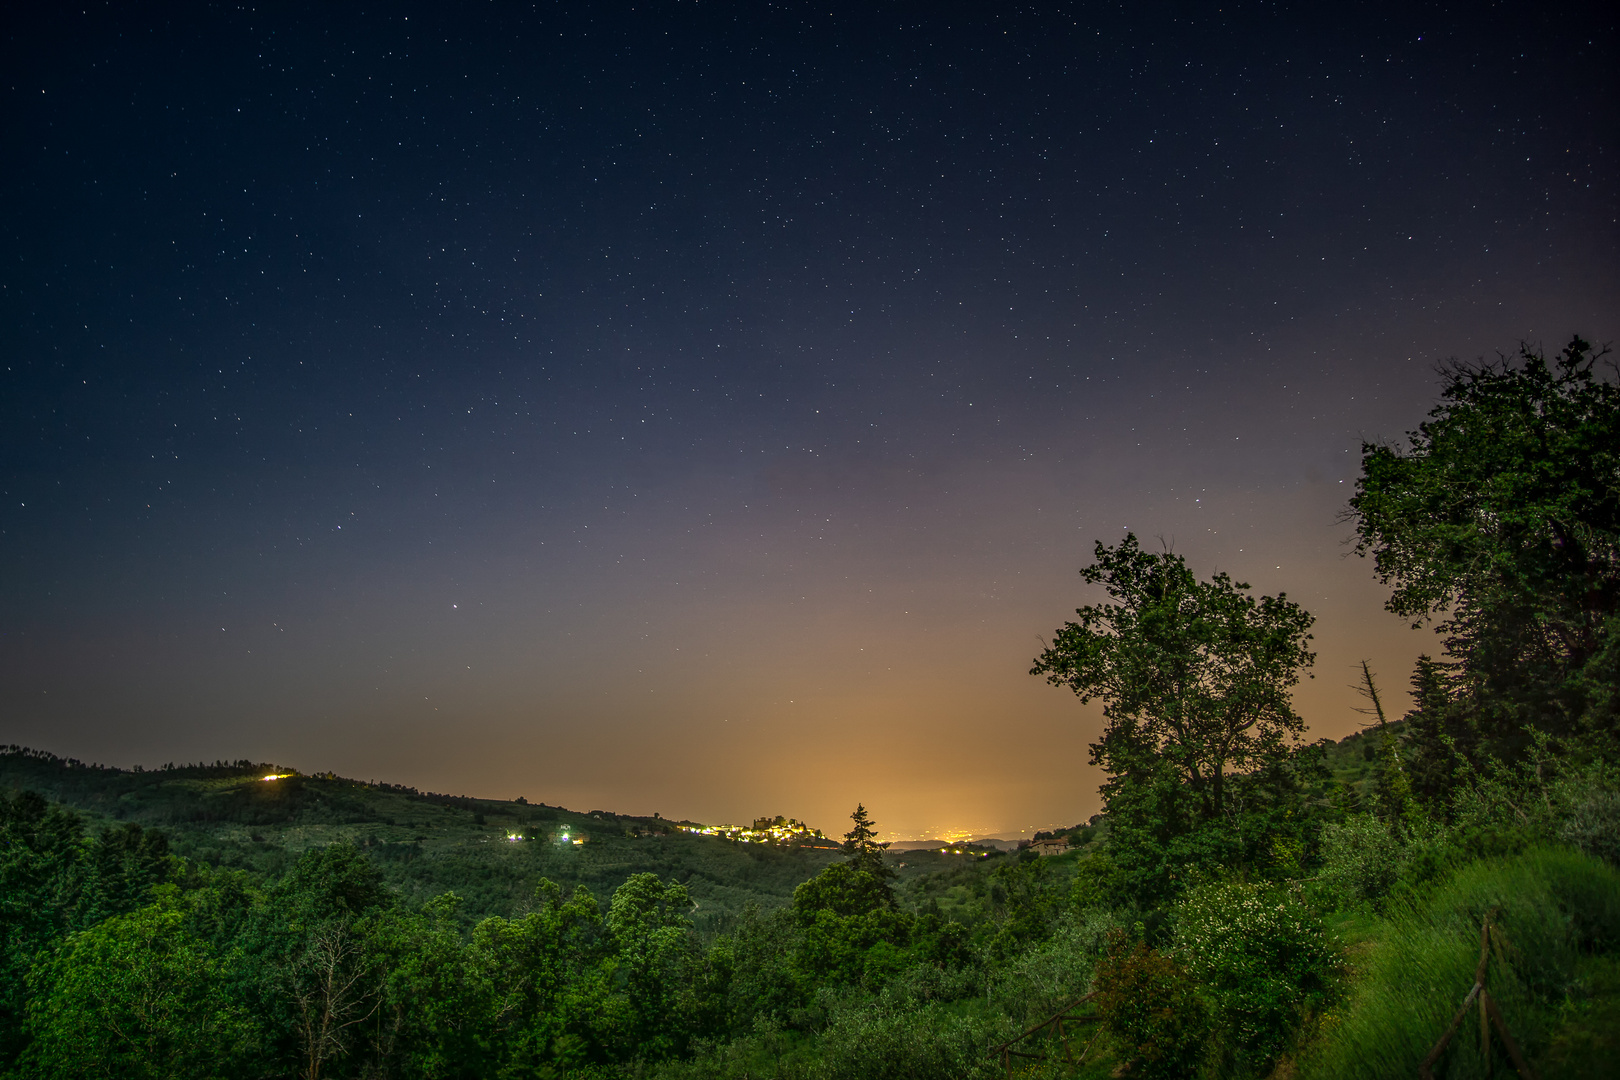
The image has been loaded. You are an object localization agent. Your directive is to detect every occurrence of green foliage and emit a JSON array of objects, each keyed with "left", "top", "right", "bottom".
[
  {"left": 805, "top": 996, "right": 1008, "bottom": 1080},
  {"left": 0, "top": 791, "right": 84, "bottom": 1065},
  {"left": 461, "top": 879, "right": 612, "bottom": 1074},
  {"left": 0, "top": 789, "right": 177, "bottom": 1071},
  {"left": 1348, "top": 336, "right": 1620, "bottom": 748},
  {"left": 1171, "top": 880, "right": 1340, "bottom": 1071},
  {"left": 606, "top": 873, "right": 700, "bottom": 1057},
  {"left": 712, "top": 903, "right": 807, "bottom": 1031},
  {"left": 1315, "top": 815, "right": 1406, "bottom": 908},
  {"left": 989, "top": 909, "right": 1116, "bottom": 1029},
  {"left": 840, "top": 804, "right": 892, "bottom": 882},
  {"left": 368, "top": 893, "right": 493, "bottom": 1078},
  {"left": 794, "top": 862, "right": 895, "bottom": 922},
  {"left": 246, "top": 847, "right": 392, "bottom": 1080},
  {"left": 1032, "top": 533, "right": 1317, "bottom": 897},
  {"left": 982, "top": 854, "right": 1062, "bottom": 956},
  {"left": 1448, "top": 730, "right": 1620, "bottom": 866},
  {"left": 1101, "top": 742, "right": 1327, "bottom": 902},
  {"left": 1304, "top": 846, "right": 1620, "bottom": 1080},
  {"left": 1068, "top": 852, "right": 1127, "bottom": 910},
  {"left": 1093, "top": 930, "right": 1209, "bottom": 1080},
  {"left": 1403, "top": 655, "right": 1475, "bottom": 809},
  {"left": 21, "top": 891, "right": 257, "bottom": 1080}
]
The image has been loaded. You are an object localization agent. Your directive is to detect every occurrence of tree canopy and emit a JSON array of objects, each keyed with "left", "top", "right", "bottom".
[
  {"left": 1032, "top": 533, "right": 1317, "bottom": 827},
  {"left": 1348, "top": 336, "right": 1620, "bottom": 748},
  {"left": 839, "top": 803, "right": 889, "bottom": 880}
]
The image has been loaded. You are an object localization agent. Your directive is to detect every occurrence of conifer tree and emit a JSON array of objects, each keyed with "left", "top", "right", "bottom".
[
  {"left": 1403, "top": 655, "right": 1471, "bottom": 808},
  {"left": 840, "top": 804, "right": 891, "bottom": 879}
]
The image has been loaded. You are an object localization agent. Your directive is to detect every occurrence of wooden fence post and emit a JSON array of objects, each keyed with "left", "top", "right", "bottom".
[{"left": 1417, "top": 910, "right": 1540, "bottom": 1080}]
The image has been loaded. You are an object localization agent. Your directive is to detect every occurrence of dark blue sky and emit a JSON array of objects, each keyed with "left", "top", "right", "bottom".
[{"left": 3, "top": 1, "right": 1614, "bottom": 837}]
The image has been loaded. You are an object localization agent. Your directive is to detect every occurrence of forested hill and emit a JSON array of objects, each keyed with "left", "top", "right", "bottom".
[
  {"left": 0, "top": 721, "right": 1396, "bottom": 933},
  {"left": 0, "top": 745, "right": 863, "bottom": 932}
]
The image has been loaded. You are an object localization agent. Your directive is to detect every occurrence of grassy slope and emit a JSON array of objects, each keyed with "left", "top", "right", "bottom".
[{"left": 1303, "top": 846, "right": 1620, "bottom": 1080}]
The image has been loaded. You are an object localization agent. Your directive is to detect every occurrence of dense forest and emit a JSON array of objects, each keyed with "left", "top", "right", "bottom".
[{"left": 2, "top": 339, "right": 1616, "bottom": 1078}]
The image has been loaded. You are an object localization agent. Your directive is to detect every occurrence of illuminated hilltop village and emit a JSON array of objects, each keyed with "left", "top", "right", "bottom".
[{"left": 680, "top": 814, "right": 839, "bottom": 847}]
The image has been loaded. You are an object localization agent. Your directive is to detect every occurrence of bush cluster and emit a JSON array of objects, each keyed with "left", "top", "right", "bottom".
[{"left": 1171, "top": 881, "right": 1340, "bottom": 1071}]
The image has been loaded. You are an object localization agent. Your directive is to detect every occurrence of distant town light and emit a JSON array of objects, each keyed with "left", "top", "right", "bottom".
[{"left": 261, "top": 774, "right": 289, "bottom": 781}]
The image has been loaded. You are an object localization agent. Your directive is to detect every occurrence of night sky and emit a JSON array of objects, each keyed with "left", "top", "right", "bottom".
[{"left": 3, "top": 2, "right": 1615, "bottom": 839}]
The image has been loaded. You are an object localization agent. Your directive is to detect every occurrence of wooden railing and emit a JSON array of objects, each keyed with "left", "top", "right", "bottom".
[
  {"left": 1418, "top": 910, "right": 1539, "bottom": 1080},
  {"left": 991, "top": 991, "right": 1098, "bottom": 1078}
]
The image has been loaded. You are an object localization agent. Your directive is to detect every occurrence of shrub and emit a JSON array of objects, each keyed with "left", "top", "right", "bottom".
[
  {"left": 1093, "top": 930, "right": 1208, "bottom": 1080},
  {"left": 1316, "top": 815, "right": 1402, "bottom": 906},
  {"left": 1555, "top": 763, "right": 1620, "bottom": 865},
  {"left": 990, "top": 908, "right": 1116, "bottom": 1029},
  {"left": 1172, "top": 880, "right": 1341, "bottom": 1072},
  {"left": 878, "top": 959, "right": 978, "bottom": 1010},
  {"left": 809, "top": 997, "right": 1009, "bottom": 1080},
  {"left": 1316, "top": 812, "right": 1460, "bottom": 910}
]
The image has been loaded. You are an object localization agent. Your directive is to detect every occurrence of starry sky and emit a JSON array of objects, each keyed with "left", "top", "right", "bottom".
[{"left": 2, "top": 2, "right": 1615, "bottom": 839}]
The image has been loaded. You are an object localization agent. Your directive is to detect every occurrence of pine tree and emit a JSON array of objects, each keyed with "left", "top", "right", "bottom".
[
  {"left": 1404, "top": 655, "right": 1471, "bottom": 809},
  {"left": 841, "top": 804, "right": 891, "bottom": 879}
]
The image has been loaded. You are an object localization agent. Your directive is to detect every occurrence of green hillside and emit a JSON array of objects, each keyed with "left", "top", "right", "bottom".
[
  {"left": 0, "top": 724, "right": 1394, "bottom": 938},
  {"left": 0, "top": 746, "right": 988, "bottom": 934}
]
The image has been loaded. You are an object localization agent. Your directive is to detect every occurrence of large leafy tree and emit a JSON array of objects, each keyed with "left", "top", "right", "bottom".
[
  {"left": 0, "top": 793, "right": 176, "bottom": 1070},
  {"left": 21, "top": 891, "right": 257, "bottom": 1080},
  {"left": 1032, "top": 535, "right": 1317, "bottom": 895},
  {"left": 1348, "top": 336, "right": 1620, "bottom": 748},
  {"left": 1032, "top": 533, "right": 1317, "bottom": 827},
  {"left": 605, "top": 873, "right": 698, "bottom": 1059},
  {"left": 241, "top": 845, "right": 394, "bottom": 1080}
]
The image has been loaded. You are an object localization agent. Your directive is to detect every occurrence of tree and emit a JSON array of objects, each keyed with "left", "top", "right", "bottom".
[
  {"left": 287, "top": 920, "right": 380, "bottom": 1080},
  {"left": 1347, "top": 336, "right": 1620, "bottom": 749},
  {"left": 21, "top": 892, "right": 257, "bottom": 1080},
  {"left": 82, "top": 822, "right": 176, "bottom": 927},
  {"left": 1402, "top": 655, "right": 1472, "bottom": 808},
  {"left": 242, "top": 845, "right": 393, "bottom": 1079},
  {"left": 467, "top": 880, "right": 612, "bottom": 1074},
  {"left": 606, "top": 873, "right": 697, "bottom": 1059},
  {"left": 1352, "top": 662, "right": 1412, "bottom": 824},
  {"left": 0, "top": 792, "right": 85, "bottom": 1068},
  {"left": 1032, "top": 534, "right": 1317, "bottom": 836},
  {"left": 361, "top": 894, "right": 489, "bottom": 1080},
  {"left": 840, "top": 804, "right": 891, "bottom": 880}
]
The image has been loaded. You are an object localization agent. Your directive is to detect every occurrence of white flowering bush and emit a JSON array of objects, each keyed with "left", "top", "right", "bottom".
[{"left": 1171, "top": 880, "right": 1340, "bottom": 1071}]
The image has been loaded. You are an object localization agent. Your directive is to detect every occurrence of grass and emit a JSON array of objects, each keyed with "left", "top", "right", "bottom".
[{"left": 1301, "top": 846, "right": 1620, "bottom": 1080}]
